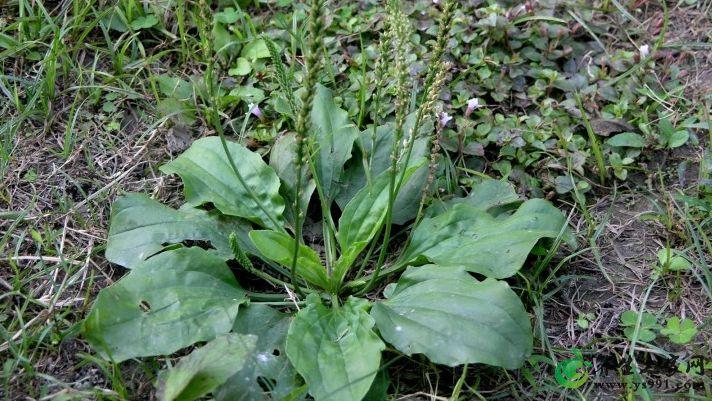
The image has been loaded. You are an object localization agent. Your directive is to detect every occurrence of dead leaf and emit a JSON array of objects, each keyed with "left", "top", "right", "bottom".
[
  {"left": 166, "top": 125, "right": 192, "bottom": 154},
  {"left": 589, "top": 118, "right": 635, "bottom": 137}
]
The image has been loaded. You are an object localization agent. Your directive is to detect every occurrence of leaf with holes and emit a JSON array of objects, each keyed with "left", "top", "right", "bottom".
[
  {"left": 286, "top": 295, "right": 384, "bottom": 401},
  {"left": 215, "top": 304, "right": 304, "bottom": 401},
  {"left": 83, "top": 248, "right": 246, "bottom": 362},
  {"left": 158, "top": 333, "right": 257, "bottom": 401},
  {"left": 371, "top": 265, "right": 532, "bottom": 369},
  {"left": 161, "top": 137, "right": 285, "bottom": 231},
  {"left": 105, "top": 193, "right": 253, "bottom": 268}
]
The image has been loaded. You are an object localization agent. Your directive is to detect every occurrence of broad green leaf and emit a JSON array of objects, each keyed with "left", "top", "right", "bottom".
[
  {"left": 623, "top": 327, "right": 656, "bottom": 342},
  {"left": 427, "top": 178, "right": 521, "bottom": 217},
  {"left": 363, "top": 370, "right": 389, "bottom": 401},
  {"left": 371, "top": 265, "right": 532, "bottom": 369},
  {"left": 310, "top": 84, "right": 359, "bottom": 202},
  {"left": 130, "top": 15, "right": 158, "bottom": 30},
  {"left": 249, "top": 230, "right": 329, "bottom": 289},
  {"left": 105, "top": 193, "right": 253, "bottom": 268},
  {"left": 156, "top": 75, "right": 193, "bottom": 101},
  {"left": 159, "top": 334, "right": 257, "bottom": 401},
  {"left": 554, "top": 174, "right": 590, "bottom": 195},
  {"left": 456, "top": 178, "right": 521, "bottom": 211},
  {"left": 336, "top": 115, "right": 432, "bottom": 224},
  {"left": 659, "top": 118, "right": 690, "bottom": 148},
  {"left": 270, "top": 133, "right": 316, "bottom": 228},
  {"left": 286, "top": 295, "right": 384, "bottom": 401},
  {"left": 335, "top": 163, "right": 423, "bottom": 283},
  {"left": 668, "top": 130, "right": 689, "bottom": 148},
  {"left": 657, "top": 248, "right": 692, "bottom": 271},
  {"left": 659, "top": 117, "right": 675, "bottom": 136},
  {"left": 213, "top": 23, "right": 237, "bottom": 57},
  {"left": 606, "top": 132, "right": 645, "bottom": 148},
  {"left": 214, "top": 7, "right": 240, "bottom": 24},
  {"left": 157, "top": 98, "right": 196, "bottom": 125},
  {"left": 161, "top": 137, "right": 285, "bottom": 231},
  {"left": 102, "top": 8, "right": 129, "bottom": 32},
  {"left": 242, "top": 39, "right": 270, "bottom": 61},
  {"left": 84, "top": 248, "right": 246, "bottom": 362},
  {"left": 660, "top": 317, "right": 697, "bottom": 344},
  {"left": 620, "top": 310, "right": 657, "bottom": 326},
  {"left": 216, "top": 304, "right": 305, "bottom": 401},
  {"left": 229, "top": 57, "right": 252, "bottom": 76},
  {"left": 400, "top": 200, "right": 574, "bottom": 278},
  {"left": 229, "top": 86, "right": 265, "bottom": 104}
]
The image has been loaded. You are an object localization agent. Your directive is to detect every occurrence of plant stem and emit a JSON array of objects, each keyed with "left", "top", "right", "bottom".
[
  {"left": 265, "top": 36, "right": 298, "bottom": 121},
  {"left": 346, "top": 261, "right": 406, "bottom": 292},
  {"left": 575, "top": 92, "right": 606, "bottom": 185},
  {"left": 355, "top": 34, "right": 373, "bottom": 188},
  {"left": 395, "top": 0, "right": 456, "bottom": 188},
  {"left": 368, "top": 13, "right": 393, "bottom": 176}
]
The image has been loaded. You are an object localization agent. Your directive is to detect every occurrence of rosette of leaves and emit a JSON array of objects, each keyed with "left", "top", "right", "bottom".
[
  {"left": 83, "top": 4, "right": 574, "bottom": 401},
  {"left": 84, "top": 129, "right": 573, "bottom": 400}
]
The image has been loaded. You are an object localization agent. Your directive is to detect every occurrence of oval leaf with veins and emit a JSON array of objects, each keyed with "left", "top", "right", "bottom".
[
  {"left": 286, "top": 295, "right": 384, "bottom": 401},
  {"left": 84, "top": 248, "right": 246, "bottom": 362},
  {"left": 371, "top": 265, "right": 532, "bottom": 369},
  {"left": 161, "top": 137, "right": 285, "bottom": 231}
]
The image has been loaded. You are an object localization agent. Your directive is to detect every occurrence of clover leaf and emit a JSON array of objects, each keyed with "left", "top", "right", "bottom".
[
  {"left": 620, "top": 310, "right": 660, "bottom": 342},
  {"left": 660, "top": 317, "right": 698, "bottom": 344}
]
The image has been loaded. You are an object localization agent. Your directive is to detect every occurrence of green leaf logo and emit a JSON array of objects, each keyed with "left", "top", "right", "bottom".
[{"left": 554, "top": 349, "right": 591, "bottom": 389}]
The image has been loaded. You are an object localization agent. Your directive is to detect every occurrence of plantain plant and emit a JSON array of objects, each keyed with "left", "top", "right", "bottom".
[{"left": 83, "top": 1, "right": 575, "bottom": 400}]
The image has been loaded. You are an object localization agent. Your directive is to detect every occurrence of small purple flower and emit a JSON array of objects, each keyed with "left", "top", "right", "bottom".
[
  {"left": 438, "top": 111, "right": 452, "bottom": 127},
  {"left": 433, "top": 0, "right": 441, "bottom": 4},
  {"left": 248, "top": 103, "right": 262, "bottom": 119},
  {"left": 465, "top": 98, "right": 481, "bottom": 117}
]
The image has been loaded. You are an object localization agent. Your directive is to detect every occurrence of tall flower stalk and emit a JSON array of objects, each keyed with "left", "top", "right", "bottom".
[
  {"left": 363, "top": 0, "right": 457, "bottom": 293},
  {"left": 290, "top": 0, "right": 325, "bottom": 296},
  {"left": 265, "top": 37, "right": 299, "bottom": 121},
  {"left": 396, "top": 0, "right": 456, "bottom": 186},
  {"left": 367, "top": 17, "right": 393, "bottom": 184},
  {"left": 371, "top": 0, "right": 412, "bottom": 275},
  {"left": 415, "top": 65, "right": 450, "bottom": 225}
]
